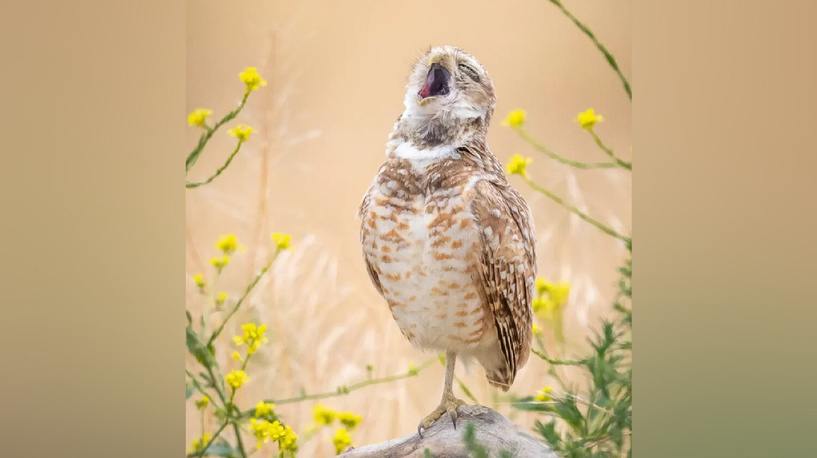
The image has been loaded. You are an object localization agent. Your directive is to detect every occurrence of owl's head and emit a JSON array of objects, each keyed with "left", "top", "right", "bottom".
[{"left": 402, "top": 46, "right": 496, "bottom": 132}]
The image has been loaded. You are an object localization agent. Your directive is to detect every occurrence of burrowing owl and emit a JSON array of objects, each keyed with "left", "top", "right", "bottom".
[{"left": 359, "top": 46, "right": 536, "bottom": 435}]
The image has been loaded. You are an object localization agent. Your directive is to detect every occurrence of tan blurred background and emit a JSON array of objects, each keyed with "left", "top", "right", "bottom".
[{"left": 186, "top": 0, "right": 630, "bottom": 455}]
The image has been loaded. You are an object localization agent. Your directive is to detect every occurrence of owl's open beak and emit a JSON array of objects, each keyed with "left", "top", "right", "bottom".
[{"left": 418, "top": 63, "right": 450, "bottom": 102}]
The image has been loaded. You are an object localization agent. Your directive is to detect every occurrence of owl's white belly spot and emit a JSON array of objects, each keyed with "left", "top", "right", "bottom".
[{"left": 365, "top": 187, "right": 490, "bottom": 353}]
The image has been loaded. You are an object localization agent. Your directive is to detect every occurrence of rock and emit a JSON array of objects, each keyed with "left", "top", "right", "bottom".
[{"left": 340, "top": 405, "right": 557, "bottom": 458}]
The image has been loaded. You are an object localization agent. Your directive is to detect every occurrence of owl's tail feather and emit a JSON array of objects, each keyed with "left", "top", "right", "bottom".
[{"left": 485, "top": 369, "right": 513, "bottom": 392}]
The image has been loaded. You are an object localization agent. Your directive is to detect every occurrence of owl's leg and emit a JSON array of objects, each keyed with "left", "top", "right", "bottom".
[{"left": 417, "top": 350, "right": 467, "bottom": 438}]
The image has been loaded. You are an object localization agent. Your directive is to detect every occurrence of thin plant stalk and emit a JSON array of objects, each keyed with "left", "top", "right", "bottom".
[
  {"left": 187, "top": 140, "right": 245, "bottom": 188},
  {"left": 208, "top": 250, "right": 280, "bottom": 347},
  {"left": 516, "top": 127, "right": 618, "bottom": 169},
  {"left": 523, "top": 176, "right": 631, "bottom": 244},
  {"left": 588, "top": 129, "right": 631, "bottom": 170},
  {"left": 186, "top": 91, "right": 250, "bottom": 173},
  {"left": 546, "top": 0, "right": 631, "bottom": 99}
]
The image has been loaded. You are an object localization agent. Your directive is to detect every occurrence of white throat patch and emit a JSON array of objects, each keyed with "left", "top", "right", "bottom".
[{"left": 393, "top": 141, "right": 460, "bottom": 173}]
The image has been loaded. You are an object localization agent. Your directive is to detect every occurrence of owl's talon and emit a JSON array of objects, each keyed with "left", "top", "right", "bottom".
[{"left": 417, "top": 395, "right": 467, "bottom": 438}]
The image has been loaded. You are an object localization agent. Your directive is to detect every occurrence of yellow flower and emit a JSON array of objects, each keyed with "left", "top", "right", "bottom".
[
  {"left": 215, "top": 292, "right": 228, "bottom": 306},
  {"left": 271, "top": 232, "right": 292, "bottom": 251},
  {"left": 255, "top": 401, "right": 276, "bottom": 418},
  {"left": 501, "top": 109, "right": 527, "bottom": 127},
  {"left": 576, "top": 108, "right": 604, "bottom": 130},
  {"left": 337, "top": 411, "right": 363, "bottom": 430},
  {"left": 532, "top": 296, "right": 555, "bottom": 315},
  {"left": 535, "top": 278, "right": 570, "bottom": 306},
  {"left": 240, "top": 67, "right": 267, "bottom": 92},
  {"left": 187, "top": 108, "right": 212, "bottom": 128},
  {"left": 535, "top": 386, "right": 553, "bottom": 402},
  {"left": 280, "top": 424, "right": 299, "bottom": 452},
  {"left": 313, "top": 403, "right": 336, "bottom": 425},
  {"left": 250, "top": 418, "right": 281, "bottom": 448},
  {"left": 549, "top": 281, "right": 571, "bottom": 306},
  {"left": 215, "top": 233, "right": 244, "bottom": 254},
  {"left": 332, "top": 428, "right": 353, "bottom": 455},
  {"left": 506, "top": 154, "right": 532, "bottom": 178},
  {"left": 228, "top": 124, "right": 254, "bottom": 142},
  {"left": 192, "top": 273, "right": 206, "bottom": 289},
  {"left": 532, "top": 323, "right": 541, "bottom": 335},
  {"left": 225, "top": 370, "right": 249, "bottom": 389},
  {"left": 210, "top": 255, "right": 230, "bottom": 270},
  {"left": 232, "top": 323, "right": 269, "bottom": 355},
  {"left": 189, "top": 433, "right": 212, "bottom": 453},
  {"left": 231, "top": 351, "right": 243, "bottom": 362},
  {"left": 194, "top": 395, "right": 210, "bottom": 410}
]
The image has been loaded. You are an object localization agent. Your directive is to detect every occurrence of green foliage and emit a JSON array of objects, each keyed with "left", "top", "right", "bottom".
[
  {"left": 519, "top": 249, "right": 632, "bottom": 457},
  {"left": 462, "top": 423, "right": 490, "bottom": 458},
  {"left": 504, "top": 2, "right": 631, "bottom": 456}
]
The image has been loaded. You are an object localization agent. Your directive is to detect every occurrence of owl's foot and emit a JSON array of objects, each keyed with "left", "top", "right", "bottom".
[{"left": 417, "top": 394, "right": 467, "bottom": 438}]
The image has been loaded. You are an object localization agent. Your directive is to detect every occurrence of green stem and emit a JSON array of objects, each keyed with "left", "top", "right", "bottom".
[
  {"left": 524, "top": 176, "right": 631, "bottom": 244},
  {"left": 455, "top": 375, "right": 480, "bottom": 405},
  {"left": 516, "top": 128, "right": 617, "bottom": 169},
  {"left": 239, "top": 358, "right": 437, "bottom": 418},
  {"left": 533, "top": 334, "right": 569, "bottom": 390},
  {"left": 207, "top": 251, "right": 278, "bottom": 347},
  {"left": 187, "top": 370, "right": 224, "bottom": 410},
  {"left": 191, "top": 421, "right": 229, "bottom": 458},
  {"left": 532, "top": 348, "right": 586, "bottom": 366},
  {"left": 588, "top": 129, "right": 631, "bottom": 170},
  {"left": 186, "top": 140, "right": 245, "bottom": 189},
  {"left": 546, "top": 0, "right": 631, "bottom": 99},
  {"left": 232, "top": 422, "right": 247, "bottom": 458},
  {"left": 186, "top": 91, "right": 250, "bottom": 173}
]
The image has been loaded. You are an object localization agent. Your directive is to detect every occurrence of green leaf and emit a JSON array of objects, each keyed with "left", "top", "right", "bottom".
[
  {"left": 186, "top": 383, "right": 195, "bottom": 400},
  {"left": 187, "top": 325, "right": 216, "bottom": 367},
  {"left": 535, "top": 419, "right": 562, "bottom": 448},
  {"left": 203, "top": 441, "right": 236, "bottom": 456},
  {"left": 511, "top": 396, "right": 554, "bottom": 412}
]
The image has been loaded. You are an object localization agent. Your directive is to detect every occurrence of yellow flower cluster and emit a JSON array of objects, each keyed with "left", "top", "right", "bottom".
[
  {"left": 187, "top": 108, "right": 212, "bottom": 128},
  {"left": 232, "top": 323, "right": 269, "bottom": 355},
  {"left": 576, "top": 108, "right": 604, "bottom": 130},
  {"left": 255, "top": 401, "right": 276, "bottom": 418},
  {"left": 535, "top": 385, "right": 553, "bottom": 402},
  {"left": 210, "top": 255, "right": 230, "bottom": 270},
  {"left": 225, "top": 370, "right": 249, "bottom": 389},
  {"left": 271, "top": 232, "right": 292, "bottom": 250},
  {"left": 194, "top": 395, "right": 210, "bottom": 410},
  {"left": 313, "top": 404, "right": 363, "bottom": 429},
  {"left": 188, "top": 433, "right": 211, "bottom": 453},
  {"left": 532, "top": 278, "right": 571, "bottom": 319},
  {"left": 229, "top": 124, "right": 254, "bottom": 142},
  {"left": 215, "top": 233, "right": 244, "bottom": 254},
  {"left": 215, "top": 292, "right": 228, "bottom": 306},
  {"left": 332, "top": 428, "right": 353, "bottom": 455},
  {"left": 313, "top": 403, "right": 336, "bottom": 425},
  {"left": 192, "top": 273, "right": 206, "bottom": 289},
  {"left": 506, "top": 154, "right": 532, "bottom": 178},
  {"left": 239, "top": 67, "right": 267, "bottom": 92},
  {"left": 250, "top": 418, "right": 298, "bottom": 451},
  {"left": 337, "top": 411, "right": 363, "bottom": 430},
  {"left": 501, "top": 109, "right": 527, "bottom": 127},
  {"left": 532, "top": 323, "right": 541, "bottom": 336}
]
